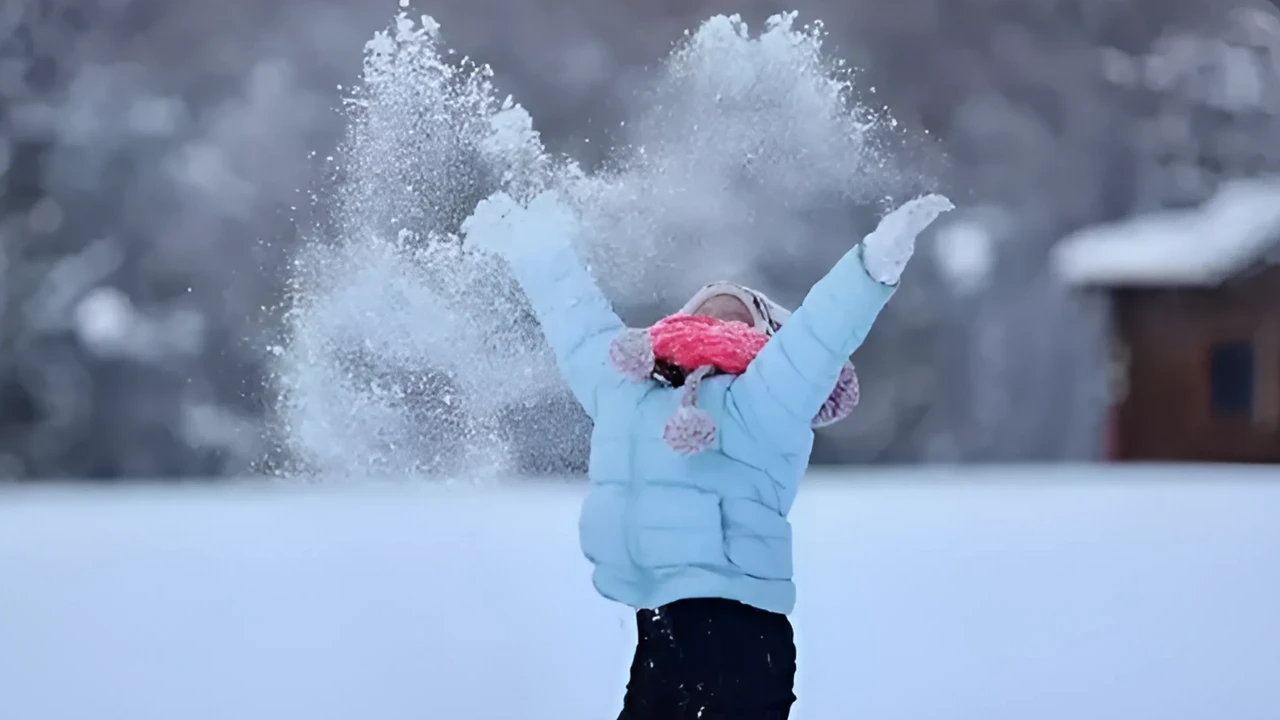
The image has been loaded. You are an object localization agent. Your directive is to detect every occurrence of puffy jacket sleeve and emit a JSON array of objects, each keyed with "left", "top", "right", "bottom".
[
  {"left": 504, "top": 240, "right": 626, "bottom": 420},
  {"left": 728, "top": 244, "right": 895, "bottom": 443}
]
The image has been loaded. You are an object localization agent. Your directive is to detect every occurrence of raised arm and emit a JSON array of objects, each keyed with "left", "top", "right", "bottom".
[
  {"left": 728, "top": 195, "right": 953, "bottom": 441},
  {"left": 463, "top": 191, "right": 625, "bottom": 419}
]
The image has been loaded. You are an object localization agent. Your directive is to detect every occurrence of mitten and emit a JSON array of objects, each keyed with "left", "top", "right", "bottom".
[
  {"left": 461, "top": 188, "right": 581, "bottom": 257},
  {"left": 861, "top": 193, "right": 954, "bottom": 285},
  {"left": 460, "top": 191, "right": 522, "bottom": 256}
]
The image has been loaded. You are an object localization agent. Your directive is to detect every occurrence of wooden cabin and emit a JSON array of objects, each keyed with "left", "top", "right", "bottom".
[
  {"left": 1053, "top": 179, "right": 1280, "bottom": 463},
  {"left": 1110, "top": 265, "right": 1280, "bottom": 462}
]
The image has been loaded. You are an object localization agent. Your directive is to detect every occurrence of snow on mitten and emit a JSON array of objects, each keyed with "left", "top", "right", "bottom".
[
  {"left": 861, "top": 194, "right": 954, "bottom": 285},
  {"left": 460, "top": 191, "right": 521, "bottom": 256},
  {"left": 461, "top": 189, "right": 582, "bottom": 259}
]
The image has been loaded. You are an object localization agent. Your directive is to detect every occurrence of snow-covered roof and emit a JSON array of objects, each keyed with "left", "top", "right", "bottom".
[{"left": 1051, "top": 176, "right": 1280, "bottom": 287}]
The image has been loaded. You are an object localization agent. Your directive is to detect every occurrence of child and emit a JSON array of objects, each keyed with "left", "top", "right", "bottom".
[{"left": 462, "top": 190, "right": 953, "bottom": 719}]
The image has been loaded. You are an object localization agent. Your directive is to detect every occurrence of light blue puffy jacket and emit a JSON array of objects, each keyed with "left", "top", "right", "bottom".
[{"left": 505, "top": 235, "right": 895, "bottom": 616}]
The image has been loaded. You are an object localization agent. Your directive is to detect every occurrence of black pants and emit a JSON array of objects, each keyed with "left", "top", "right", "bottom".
[{"left": 617, "top": 598, "right": 796, "bottom": 720}]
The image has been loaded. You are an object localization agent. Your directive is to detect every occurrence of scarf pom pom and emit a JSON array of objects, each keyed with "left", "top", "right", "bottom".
[
  {"left": 609, "top": 328, "right": 656, "bottom": 381},
  {"left": 663, "top": 406, "right": 717, "bottom": 455}
]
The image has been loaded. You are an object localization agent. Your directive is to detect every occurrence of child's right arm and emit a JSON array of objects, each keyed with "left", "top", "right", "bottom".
[
  {"left": 463, "top": 191, "right": 625, "bottom": 420},
  {"left": 727, "top": 195, "right": 953, "bottom": 448}
]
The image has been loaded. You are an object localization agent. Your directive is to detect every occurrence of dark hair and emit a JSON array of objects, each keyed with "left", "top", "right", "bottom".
[{"left": 653, "top": 359, "right": 687, "bottom": 388}]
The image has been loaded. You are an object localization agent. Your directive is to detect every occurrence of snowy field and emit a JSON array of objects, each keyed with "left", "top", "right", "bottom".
[{"left": 1, "top": 465, "right": 1278, "bottom": 720}]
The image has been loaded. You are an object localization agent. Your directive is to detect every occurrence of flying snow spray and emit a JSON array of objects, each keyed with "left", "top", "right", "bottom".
[{"left": 274, "top": 9, "right": 925, "bottom": 479}]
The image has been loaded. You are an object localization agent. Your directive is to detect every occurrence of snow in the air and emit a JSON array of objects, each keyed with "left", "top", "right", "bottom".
[{"left": 274, "top": 11, "right": 923, "bottom": 480}]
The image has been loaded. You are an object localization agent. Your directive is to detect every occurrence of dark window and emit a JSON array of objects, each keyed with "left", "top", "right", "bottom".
[{"left": 1209, "top": 341, "right": 1255, "bottom": 417}]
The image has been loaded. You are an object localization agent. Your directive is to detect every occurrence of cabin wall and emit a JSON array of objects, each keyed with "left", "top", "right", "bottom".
[{"left": 1113, "top": 266, "right": 1280, "bottom": 462}]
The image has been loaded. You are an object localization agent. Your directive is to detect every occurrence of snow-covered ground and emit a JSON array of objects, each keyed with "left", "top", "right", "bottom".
[{"left": 1, "top": 465, "right": 1278, "bottom": 720}]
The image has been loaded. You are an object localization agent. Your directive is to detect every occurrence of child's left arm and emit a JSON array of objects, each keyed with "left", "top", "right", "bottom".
[
  {"left": 727, "top": 195, "right": 953, "bottom": 445},
  {"left": 463, "top": 191, "right": 625, "bottom": 420}
]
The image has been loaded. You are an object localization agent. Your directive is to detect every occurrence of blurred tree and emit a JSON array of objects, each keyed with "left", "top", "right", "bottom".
[{"left": 2, "top": 0, "right": 1278, "bottom": 477}]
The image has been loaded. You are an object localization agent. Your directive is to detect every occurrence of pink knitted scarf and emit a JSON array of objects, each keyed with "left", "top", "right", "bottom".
[
  {"left": 608, "top": 304, "right": 859, "bottom": 455},
  {"left": 650, "top": 314, "right": 768, "bottom": 375}
]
